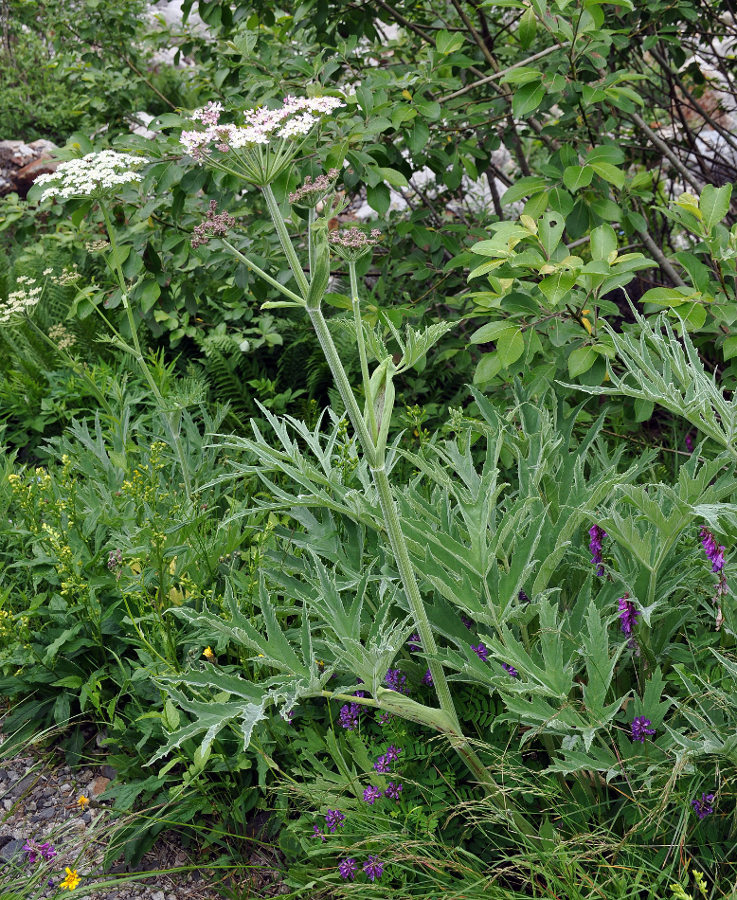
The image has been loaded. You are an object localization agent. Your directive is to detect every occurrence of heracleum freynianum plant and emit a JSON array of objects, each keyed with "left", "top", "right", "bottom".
[{"left": 173, "top": 94, "right": 537, "bottom": 833}]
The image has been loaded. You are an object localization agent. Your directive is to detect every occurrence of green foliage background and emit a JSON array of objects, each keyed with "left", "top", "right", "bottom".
[{"left": 1, "top": 0, "right": 736, "bottom": 897}]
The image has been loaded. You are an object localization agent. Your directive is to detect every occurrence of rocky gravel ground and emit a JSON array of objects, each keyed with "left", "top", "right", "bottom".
[{"left": 0, "top": 732, "right": 287, "bottom": 898}]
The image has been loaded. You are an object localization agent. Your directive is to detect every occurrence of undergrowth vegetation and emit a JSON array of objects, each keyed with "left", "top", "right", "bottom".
[{"left": 1, "top": 0, "right": 736, "bottom": 897}]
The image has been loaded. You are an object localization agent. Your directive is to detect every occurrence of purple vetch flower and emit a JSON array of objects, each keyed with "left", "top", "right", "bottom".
[
  {"left": 589, "top": 524, "right": 606, "bottom": 576},
  {"left": 363, "top": 856, "right": 384, "bottom": 882},
  {"left": 338, "top": 857, "right": 358, "bottom": 880},
  {"left": 461, "top": 615, "right": 473, "bottom": 630},
  {"left": 685, "top": 433, "right": 694, "bottom": 453},
  {"left": 325, "top": 809, "right": 345, "bottom": 832},
  {"left": 374, "top": 744, "right": 402, "bottom": 773},
  {"left": 630, "top": 716, "right": 656, "bottom": 743},
  {"left": 422, "top": 668, "right": 433, "bottom": 686},
  {"left": 385, "top": 781, "right": 403, "bottom": 801},
  {"left": 377, "top": 711, "right": 393, "bottom": 725},
  {"left": 354, "top": 677, "right": 366, "bottom": 698},
  {"left": 407, "top": 633, "right": 422, "bottom": 652},
  {"left": 518, "top": 590, "right": 530, "bottom": 603},
  {"left": 700, "top": 528, "right": 726, "bottom": 574},
  {"left": 312, "top": 825, "right": 326, "bottom": 842},
  {"left": 502, "top": 662, "right": 519, "bottom": 677},
  {"left": 471, "top": 643, "right": 489, "bottom": 661},
  {"left": 384, "top": 668, "right": 408, "bottom": 694},
  {"left": 691, "top": 792, "right": 715, "bottom": 820},
  {"left": 618, "top": 595, "right": 640, "bottom": 636},
  {"left": 339, "top": 702, "right": 360, "bottom": 730},
  {"left": 363, "top": 785, "right": 383, "bottom": 805},
  {"left": 384, "top": 745, "right": 402, "bottom": 763}
]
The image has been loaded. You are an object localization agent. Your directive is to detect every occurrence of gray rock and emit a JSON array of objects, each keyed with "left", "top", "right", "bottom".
[
  {"left": 10, "top": 773, "right": 35, "bottom": 797},
  {"left": 0, "top": 838, "right": 25, "bottom": 862},
  {"left": 152, "top": 891, "right": 165, "bottom": 900}
]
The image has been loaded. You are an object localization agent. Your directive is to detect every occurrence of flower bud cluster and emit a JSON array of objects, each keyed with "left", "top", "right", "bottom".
[
  {"left": 288, "top": 169, "right": 339, "bottom": 207},
  {"left": 35, "top": 150, "right": 147, "bottom": 201},
  {"left": 48, "top": 323, "right": 76, "bottom": 350},
  {"left": 191, "top": 200, "right": 236, "bottom": 248},
  {"left": 329, "top": 227, "right": 382, "bottom": 261}
]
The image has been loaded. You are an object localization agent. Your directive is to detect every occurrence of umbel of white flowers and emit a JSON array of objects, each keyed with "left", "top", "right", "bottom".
[
  {"left": 180, "top": 95, "right": 345, "bottom": 185},
  {"left": 35, "top": 150, "right": 148, "bottom": 202},
  {"left": 0, "top": 276, "right": 42, "bottom": 324}
]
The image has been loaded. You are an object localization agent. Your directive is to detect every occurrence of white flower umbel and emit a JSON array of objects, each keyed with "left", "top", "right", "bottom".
[
  {"left": 0, "top": 276, "right": 42, "bottom": 324},
  {"left": 35, "top": 150, "right": 148, "bottom": 202},
  {"left": 179, "top": 94, "right": 344, "bottom": 186}
]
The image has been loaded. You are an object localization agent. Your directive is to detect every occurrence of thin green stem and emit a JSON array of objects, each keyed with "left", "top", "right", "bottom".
[
  {"left": 308, "top": 306, "right": 534, "bottom": 834},
  {"left": 263, "top": 183, "right": 310, "bottom": 298},
  {"left": 220, "top": 239, "right": 305, "bottom": 305},
  {"left": 348, "top": 260, "right": 379, "bottom": 442},
  {"left": 307, "top": 206, "right": 316, "bottom": 278},
  {"left": 99, "top": 204, "right": 193, "bottom": 501},
  {"left": 307, "top": 307, "right": 378, "bottom": 466},
  {"left": 25, "top": 316, "right": 116, "bottom": 421}
]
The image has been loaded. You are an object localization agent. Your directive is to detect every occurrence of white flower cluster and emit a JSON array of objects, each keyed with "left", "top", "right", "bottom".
[
  {"left": 180, "top": 95, "right": 345, "bottom": 160},
  {"left": 48, "top": 323, "right": 76, "bottom": 350},
  {"left": 0, "top": 276, "right": 42, "bottom": 324},
  {"left": 35, "top": 150, "right": 148, "bottom": 202}
]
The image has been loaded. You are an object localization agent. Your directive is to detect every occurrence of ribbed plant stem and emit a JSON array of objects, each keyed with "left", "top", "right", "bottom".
[
  {"left": 263, "top": 183, "right": 310, "bottom": 298},
  {"left": 348, "top": 261, "right": 379, "bottom": 441},
  {"left": 307, "top": 308, "right": 534, "bottom": 834}
]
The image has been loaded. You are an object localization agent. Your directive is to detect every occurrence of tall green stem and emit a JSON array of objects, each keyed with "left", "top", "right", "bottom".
[
  {"left": 100, "top": 204, "right": 193, "bottom": 501},
  {"left": 348, "top": 261, "right": 379, "bottom": 442},
  {"left": 308, "top": 308, "right": 533, "bottom": 834},
  {"left": 263, "top": 184, "right": 310, "bottom": 298},
  {"left": 261, "top": 189, "right": 536, "bottom": 836}
]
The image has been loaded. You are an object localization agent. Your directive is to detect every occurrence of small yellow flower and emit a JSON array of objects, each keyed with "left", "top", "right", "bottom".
[
  {"left": 203, "top": 646, "right": 215, "bottom": 660},
  {"left": 60, "top": 867, "right": 81, "bottom": 890},
  {"left": 77, "top": 794, "right": 89, "bottom": 808}
]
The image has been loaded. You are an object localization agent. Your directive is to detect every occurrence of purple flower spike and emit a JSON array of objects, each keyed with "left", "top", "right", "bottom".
[
  {"left": 461, "top": 615, "right": 473, "bottom": 630},
  {"left": 339, "top": 702, "right": 360, "bottom": 730},
  {"left": 630, "top": 716, "right": 656, "bottom": 743},
  {"left": 363, "top": 785, "right": 383, "bottom": 805},
  {"left": 589, "top": 524, "right": 606, "bottom": 576},
  {"left": 384, "top": 668, "right": 408, "bottom": 694},
  {"left": 407, "top": 633, "right": 422, "bottom": 652},
  {"left": 312, "top": 825, "right": 326, "bottom": 842},
  {"left": 618, "top": 595, "right": 640, "bottom": 636},
  {"left": 377, "top": 711, "right": 393, "bottom": 725},
  {"left": 471, "top": 643, "right": 489, "bottom": 661},
  {"left": 700, "top": 528, "right": 726, "bottom": 574},
  {"left": 422, "top": 668, "right": 433, "bottom": 686},
  {"left": 324, "top": 809, "right": 345, "bottom": 832},
  {"left": 502, "top": 662, "right": 519, "bottom": 677},
  {"left": 338, "top": 857, "right": 358, "bottom": 880},
  {"left": 685, "top": 433, "right": 694, "bottom": 453},
  {"left": 363, "top": 855, "right": 384, "bottom": 882},
  {"left": 691, "top": 792, "right": 715, "bottom": 820},
  {"left": 385, "top": 781, "right": 403, "bottom": 801}
]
